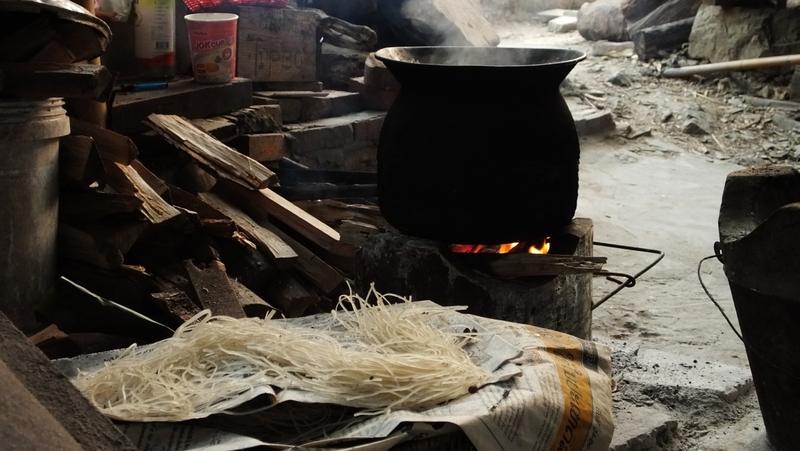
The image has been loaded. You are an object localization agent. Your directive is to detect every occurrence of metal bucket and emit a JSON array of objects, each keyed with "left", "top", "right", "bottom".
[
  {"left": 718, "top": 166, "right": 800, "bottom": 451},
  {"left": 0, "top": 98, "right": 70, "bottom": 332}
]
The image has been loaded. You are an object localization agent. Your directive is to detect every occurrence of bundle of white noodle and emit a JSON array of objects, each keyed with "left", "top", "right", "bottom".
[{"left": 74, "top": 286, "right": 489, "bottom": 422}]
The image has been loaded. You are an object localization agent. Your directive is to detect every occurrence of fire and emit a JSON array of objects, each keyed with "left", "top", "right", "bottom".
[{"left": 450, "top": 238, "right": 550, "bottom": 255}]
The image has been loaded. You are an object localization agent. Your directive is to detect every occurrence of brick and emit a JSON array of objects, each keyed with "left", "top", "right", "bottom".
[
  {"left": 232, "top": 133, "right": 287, "bottom": 162},
  {"left": 257, "top": 90, "right": 363, "bottom": 123}
]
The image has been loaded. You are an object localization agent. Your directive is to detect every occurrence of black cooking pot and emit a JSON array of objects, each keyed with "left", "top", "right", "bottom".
[{"left": 375, "top": 46, "right": 586, "bottom": 243}]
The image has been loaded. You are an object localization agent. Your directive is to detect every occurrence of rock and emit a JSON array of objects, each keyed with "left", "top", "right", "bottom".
[
  {"left": 377, "top": 0, "right": 499, "bottom": 47},
  {"left": 577, "top": 0, "right": 629, "bottom": 42},
  {"left": 572, "top": 108, "right": 617, "bottom": 136},
  {"left": 608, "top": 71, "right": 633, "bottom": 87},
  {"left": 536, "top": 8, "right": 578, "bottom": 23},
  {"left": 682, "top": 119, "right": 709, "bottom": 136},
  {"left": 620, "top": 0, "right": 662, "bottom": 24},
  {"left": 661, "top": 110, "right": 673, "bottom": 123},
  {"left": 772, "top": 114, "right": 800, "bottom": 132},
  {"left": 681, "top": 107, "right": 712, "bottom": 136},
  {"left": 610, "top": 403, "right": 678, "bottom": 451},
  {"left": 591, "top": 40, "right": 635, "bottom": 57},
  {"left": 689, "top": 4, "right": 800, "bottom": 63},
  {"left": 626, "top": 0, "right": 701, "bottom": 36},
  {"left": 632, "top": 17, "right": 695, "bottom": 61},
  {"left": 548, "top": 15, "right": 578, "bottom": 33}
]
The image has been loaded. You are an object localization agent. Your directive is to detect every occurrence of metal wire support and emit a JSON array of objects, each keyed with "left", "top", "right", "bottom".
[{"left": 591, "top": 241, "right": 666, "bottom": 310}]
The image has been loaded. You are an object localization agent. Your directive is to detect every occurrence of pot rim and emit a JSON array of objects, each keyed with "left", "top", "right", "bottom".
[{"left": 374, "top": 46, "right": 587, "bottom": 69}]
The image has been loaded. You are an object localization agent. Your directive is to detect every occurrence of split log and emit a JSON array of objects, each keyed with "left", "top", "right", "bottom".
[
  {"left": 103, "top": 160, "right": 182, "bottom": 225},
  {"left": 174, "top": 162, "right": 218, "bottom": 193},
  {"left": 632, "top": 18, "right": 695, "bottom": 61},
  {"left": 260, "top": 222, "right": 346, "bottom": 295},
  {"left": 216, "top": 180, "right": 342, "bottom": 251},
  {"left": 295, "top": 199, "right": 385, "bottom": 228},
  {"left": 58, "top": 224, "right": 125, "bottom": 269},
  {"left": 59, "top": 262, "right": 156, "bottom": 315},
  {"left": 146, "top": 114, "right": 278, "bottom": 189},
  {"left": 266, "top": 274, "right": 320, "bottom": 317},
  {"left": 184, "top": 259, "right": 246, "bottom": 318},
  {"left": 0, "top": 63, "right": 113, "bottom": 100},
  {"left": 483, "top": 255, "right": 607, "bottom": 279},
  {"left": 198, "top": 192, "right": 298, "bottom": 263},
  {"left": 320, "top": 15, "right": 378, "bottom": 52},
  {"left": 59, "top": 135, "right": 104, "bottom": 189},
  {"left": 191, "top": 117, "right": 239, "bottom": 142},
  {"left": 224, "top": 104, "right": 283, "bottom": 133},
  {"left": 168, "top": 186, "right": 235, "bottom": 237},
  {"left": 150, "top": 291, "right": 201, "bottom": 324},
  {"left": 69, "top": 118, "right": 138, "bottom": 164},
  {"left": 230, "top": 278, "right": 275, "bottom": 318},
  {"left": 60, "top": 191, "right": 142, "bottom": 223}
]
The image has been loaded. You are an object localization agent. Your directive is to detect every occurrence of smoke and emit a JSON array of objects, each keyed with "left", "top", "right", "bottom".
[{"left": 396, "top": 0, "right": 499, "bottom": 47}]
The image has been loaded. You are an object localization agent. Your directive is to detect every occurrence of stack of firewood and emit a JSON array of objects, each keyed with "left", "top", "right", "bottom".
[{"left": 46, "top": 106, "right": 387, "bottom": 357}]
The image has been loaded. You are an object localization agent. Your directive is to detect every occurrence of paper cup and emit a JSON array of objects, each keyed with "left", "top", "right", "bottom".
[{"left": 185, "top": 13, "right": 238, "bottom": 84}]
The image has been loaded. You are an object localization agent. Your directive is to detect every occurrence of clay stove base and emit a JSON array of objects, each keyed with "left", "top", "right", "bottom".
[{"left": 355, "top": 218, "right": 593, "bottom": 339}]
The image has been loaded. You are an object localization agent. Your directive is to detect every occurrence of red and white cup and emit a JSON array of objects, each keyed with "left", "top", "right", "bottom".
[{"left": 185, "top": 13, "right": 238, "bottom": 84}]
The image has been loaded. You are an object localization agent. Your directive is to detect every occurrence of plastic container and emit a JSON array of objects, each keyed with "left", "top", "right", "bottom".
[
  {"left": 0, "top": 98, "right": 70, "bottom": 333},
  {"left": 134, "top": 0, "right": 176, "bottom": 79},
  {"left": 185, "top": 13, "right": 238, "bottom": 84}
]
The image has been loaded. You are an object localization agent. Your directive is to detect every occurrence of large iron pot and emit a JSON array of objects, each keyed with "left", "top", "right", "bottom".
[{"left": 375, "top": 46, "right": 586, "bottom": 243}]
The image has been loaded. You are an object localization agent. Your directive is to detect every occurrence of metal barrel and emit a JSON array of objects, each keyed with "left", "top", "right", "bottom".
[{"left": 0, "top": 98, "right": 70, "bottom": 333}]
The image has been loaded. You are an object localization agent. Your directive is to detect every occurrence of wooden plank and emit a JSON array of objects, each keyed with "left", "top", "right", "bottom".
[
  {"left": 110, "top": 77, "right": 253, "bottom": 135},
  {"left": 103, "top": 160, "right": 182, "bottom": 225},
  {"left": 231, "top": 133, "right": 287, "bottom": 162},
  {"left": 198, "top": 192, "right": 298, "bottom": 262},
  {"left": 255, "top": 90, "right": 330, "bottom": 98},
  {"left": 261, "top": 222, "right": 345, "bottom": 295},
  {"left": 0, "top": 313, "right": 137, "bottom": 451},
  {"left": 253, "top": 81, "right": 324, "bottom": 92},
  {"left": 217, "top": 180, "right": 341, "bottom": 250},
  {"left": 0, "top": 63, "right": 113, "bottom": 100},
  {"left": 69, "top": 118, "right": 138, "bottom": 164},
  {"left": 59, "top": 135, "right": 103, "bottom": 189},
  {"left": 295, "top": 199, "right": 385, "bottom": 228},
  {"left": 131, "top": 160, "right": 169, "bottom": 195},
  {"left": 146, "top": 114, "right": 277, "bottom": 189},
  {"left": 485, "top": 255, "right": 607, "bottom": 279},
  {"left": 184, "top": 259, "right": 246, "bottom": 318}
]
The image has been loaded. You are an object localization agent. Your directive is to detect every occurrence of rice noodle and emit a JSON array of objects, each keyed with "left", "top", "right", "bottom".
[{"left": 74, "top": 285, "right": 490, "bottom": 422}]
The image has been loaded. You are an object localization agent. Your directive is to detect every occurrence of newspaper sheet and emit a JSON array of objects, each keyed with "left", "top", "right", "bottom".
[{"left": 56, "top": 302, "right": 613, "bottom": 451}]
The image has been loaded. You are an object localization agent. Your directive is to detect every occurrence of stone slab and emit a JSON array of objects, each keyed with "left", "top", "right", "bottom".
[
  {"left": 611, "top": 403, "right": 678, "bottom": 451},
  {"left": 572, "top": 108, "right": 617, "bottom": 137},
  {"left": 623, "top": 348, "right": 753, "bottom": 402}
]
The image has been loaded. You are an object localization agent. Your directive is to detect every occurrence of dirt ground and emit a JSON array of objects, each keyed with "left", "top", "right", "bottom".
[{"left": 494, "top": 20, "right": 794, "bottom": 450}]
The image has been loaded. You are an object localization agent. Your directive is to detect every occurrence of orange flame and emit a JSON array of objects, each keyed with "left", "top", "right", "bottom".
[{"left": 450, "top": 238, "right": 550, "bottom": 255}]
